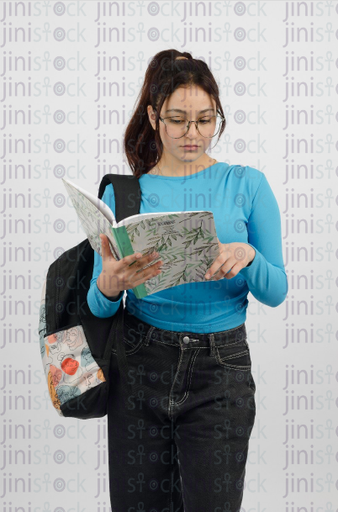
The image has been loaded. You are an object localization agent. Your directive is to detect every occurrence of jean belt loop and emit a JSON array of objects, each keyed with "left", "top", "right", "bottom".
[
  {"left": 209, "top": 333, "right": 216, "bottom": 357},
  {"left": 144, "top": 326, "right": 155, "bottom": 347}
]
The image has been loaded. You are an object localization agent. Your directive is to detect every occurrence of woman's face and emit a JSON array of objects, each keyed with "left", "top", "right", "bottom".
[{"left": 148, "top": 85, "right": 217, "bottom": 166}]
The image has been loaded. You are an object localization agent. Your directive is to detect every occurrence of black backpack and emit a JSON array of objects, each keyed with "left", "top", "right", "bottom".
[{"left": 38, "top": 174, "right": 141, "bottom": 419}]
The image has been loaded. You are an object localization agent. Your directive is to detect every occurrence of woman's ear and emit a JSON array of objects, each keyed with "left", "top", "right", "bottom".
[{"left": 147, "top": 105, "right": 157, "bottom": 130}]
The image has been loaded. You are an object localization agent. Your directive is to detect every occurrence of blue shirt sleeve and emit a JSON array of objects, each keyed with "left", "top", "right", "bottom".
[
  {"left": 239, "top": 172, "right": 288, "bottom": 307},
  {"left": 87, "top": 185, "right": 124, "bottom": 318}
]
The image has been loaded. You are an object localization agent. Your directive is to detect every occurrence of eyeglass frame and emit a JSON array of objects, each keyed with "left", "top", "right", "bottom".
[{"left": 153, "top": 108, "right": 225, "bottom": 139}]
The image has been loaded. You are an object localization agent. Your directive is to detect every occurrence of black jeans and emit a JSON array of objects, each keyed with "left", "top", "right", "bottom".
[{"left": 107, "top": 308, "right": 256, "bottom": 512}]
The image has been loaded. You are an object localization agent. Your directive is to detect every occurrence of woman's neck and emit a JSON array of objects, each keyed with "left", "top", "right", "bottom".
[{"left": 149, "top": 156, "right": 218, "bottom": 177}]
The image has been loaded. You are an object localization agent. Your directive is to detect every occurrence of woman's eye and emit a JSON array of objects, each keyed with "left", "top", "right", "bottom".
[{"left": 167, "top": 117, "right": 213, "bottom": 124}]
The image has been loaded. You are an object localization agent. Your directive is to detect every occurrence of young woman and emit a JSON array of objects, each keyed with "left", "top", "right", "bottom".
[{"left": 87, "top": 49, "right": 288, "bottom": 512}]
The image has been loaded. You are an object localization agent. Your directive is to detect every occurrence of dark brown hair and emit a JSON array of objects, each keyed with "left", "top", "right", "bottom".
[{"left": 123, "top": 49, "right": 226, "bottom": 178}]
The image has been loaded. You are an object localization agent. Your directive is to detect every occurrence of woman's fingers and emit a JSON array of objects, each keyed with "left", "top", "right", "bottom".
[
  {"left": 100, "top": 234, "right": 115, "bottom": 261},
  {"left": 125, "top": 250, "right": 159, "bottom": 269},
  {"left": 100, "top": 234, "right": 160, "bottom": 271}
]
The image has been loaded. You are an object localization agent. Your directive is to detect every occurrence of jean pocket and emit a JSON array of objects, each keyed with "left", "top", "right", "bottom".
[
  {"left": 214, "top": 337, "right": 252, "bottom": 371},
  {"left": 111, "top": 325, "right": 147, "bottom": 356}
]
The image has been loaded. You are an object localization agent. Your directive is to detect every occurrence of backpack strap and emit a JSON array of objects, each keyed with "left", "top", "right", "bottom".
[
  {"left": 97, "top": 173, "right": 141, "bottom": 411},
  {"left": 98, "top": 174, "right": 141, "bottom": 223}
]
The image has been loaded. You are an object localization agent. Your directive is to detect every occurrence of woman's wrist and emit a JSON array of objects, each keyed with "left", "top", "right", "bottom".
[
  {"left": 97, "top": 273, "right": 122, "bottom": 300},
  {"left": 100, "top": 289, "right": 123, "bottom": 301}
]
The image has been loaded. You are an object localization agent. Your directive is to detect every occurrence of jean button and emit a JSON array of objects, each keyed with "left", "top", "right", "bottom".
[{"left": 183, "top": 336, "right": 190, "bottom": 344}]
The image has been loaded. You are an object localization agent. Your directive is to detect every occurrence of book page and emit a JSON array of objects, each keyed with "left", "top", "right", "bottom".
[
  {"left": 62, "top": 178, "right": 117, "bottom": 226},
  {"left": 117, "top": 210, "right": 211, "bottom": 226},
  {"left": 62, "top": 179, "right": 121, "bottom": 260}
]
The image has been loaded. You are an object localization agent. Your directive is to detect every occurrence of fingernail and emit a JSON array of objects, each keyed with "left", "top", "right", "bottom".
[{"left": 205, "top": 274, "right": 210, "bottom": 279}]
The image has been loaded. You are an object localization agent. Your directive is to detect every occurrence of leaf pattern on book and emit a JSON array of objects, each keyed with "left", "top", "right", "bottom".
[{"left": 124, "top": 211, "right": 220, "bottom": 296}]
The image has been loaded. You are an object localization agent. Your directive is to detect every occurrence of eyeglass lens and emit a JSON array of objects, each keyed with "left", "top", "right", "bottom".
[{"left": 164, "top": 115, "right": 223, "bottom": 139}]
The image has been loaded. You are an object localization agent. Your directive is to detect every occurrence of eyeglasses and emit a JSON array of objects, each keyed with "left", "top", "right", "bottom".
[{"left": 153, "top": 108, "right": 225, "bottom": 139}]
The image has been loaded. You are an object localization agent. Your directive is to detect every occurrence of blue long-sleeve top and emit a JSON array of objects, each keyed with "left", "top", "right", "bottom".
[{"left": 87, "top": 162, "right": 288, "bottom": 333}]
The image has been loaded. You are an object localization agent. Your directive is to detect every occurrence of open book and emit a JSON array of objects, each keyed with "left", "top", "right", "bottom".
[{"left": 62, "top": 178, "right": 221, "bottom": 299}]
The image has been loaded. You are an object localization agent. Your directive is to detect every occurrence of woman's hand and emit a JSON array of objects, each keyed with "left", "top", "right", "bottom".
[
  {"left": 97, "top": 234, "right": 163, "bottom": 297},
  {"left": 204, "top": 240, "right": 256, "bottom": 281}
]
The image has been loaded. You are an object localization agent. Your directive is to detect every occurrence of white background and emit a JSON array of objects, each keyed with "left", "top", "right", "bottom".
[{"left": 1, "top": 1, "right": 337, "bottom": 511}]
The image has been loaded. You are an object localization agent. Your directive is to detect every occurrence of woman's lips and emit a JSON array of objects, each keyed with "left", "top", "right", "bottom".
[{"left": 182, "top": 145, "right": 199, "bottom": 149}]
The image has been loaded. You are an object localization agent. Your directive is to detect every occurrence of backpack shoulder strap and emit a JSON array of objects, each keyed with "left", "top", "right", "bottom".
[
  {"left": 98, "top": 174, "right": 141, "bottom": 223},
  {"left": 97, "top": 174, "right": 141, "bottom": 407}
]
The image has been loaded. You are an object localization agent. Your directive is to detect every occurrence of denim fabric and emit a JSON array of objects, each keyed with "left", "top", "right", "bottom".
[{"left": 107, "top": 308, "right": 256, "bottom": 512}]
